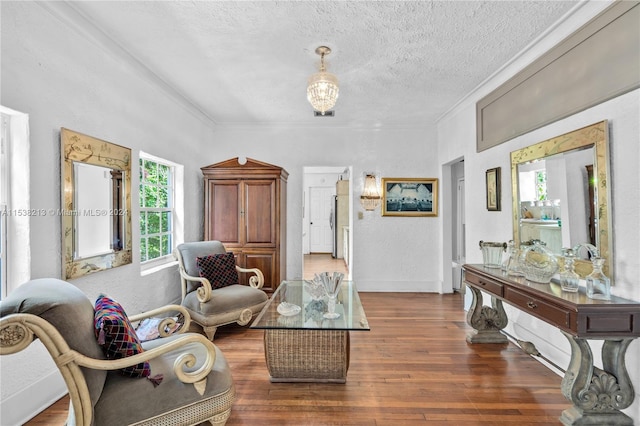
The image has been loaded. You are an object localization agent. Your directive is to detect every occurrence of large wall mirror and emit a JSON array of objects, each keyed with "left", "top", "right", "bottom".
[
  {"left": 61, "top": 128, "right": 132, "bottom": 279},
  {"left": 510, "top": 120, "right": 612, "bottom": 280}
]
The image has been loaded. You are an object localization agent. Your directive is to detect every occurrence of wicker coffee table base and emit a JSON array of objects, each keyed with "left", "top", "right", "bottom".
[{"left": 263, "top": 329, "right": 350, "bottom": 383}]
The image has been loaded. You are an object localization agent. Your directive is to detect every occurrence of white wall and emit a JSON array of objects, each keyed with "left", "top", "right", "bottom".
[
  {"left": 437, "top": 0, "right": 640, "bottom": 419},
  {"left": 1, "top": 2, "right": 213, "bottom": 424},
  {"left": 208, "top": 125, "right": 441, "bottom": 292}
]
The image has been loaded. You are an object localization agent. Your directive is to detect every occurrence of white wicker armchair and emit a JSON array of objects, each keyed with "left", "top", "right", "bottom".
[
  {"left": 0, "top": 278, "right": 235, "bottom": 426},
  {"left": 174, "top": 241, "right": 269, "bottom": 340}
]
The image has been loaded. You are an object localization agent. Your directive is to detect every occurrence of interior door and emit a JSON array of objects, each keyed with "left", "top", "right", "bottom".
[{"left": 309, "top": 186, "right": 334, "bottom": 253}]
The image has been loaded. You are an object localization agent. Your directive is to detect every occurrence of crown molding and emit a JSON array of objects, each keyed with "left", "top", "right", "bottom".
[{"left": 36, "top": 1, "right": 217, "bottom": 128}]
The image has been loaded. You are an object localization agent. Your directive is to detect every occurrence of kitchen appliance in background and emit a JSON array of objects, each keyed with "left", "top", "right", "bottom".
[
  {"left": 331, "top": 195, "right": 337, "bottom": 258},
  {"left": 333, "top": 179, "right": 349, "bottom": 259}
]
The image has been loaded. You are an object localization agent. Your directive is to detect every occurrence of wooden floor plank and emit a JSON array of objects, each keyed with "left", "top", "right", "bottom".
[{"left": 25, "top": 291, "right": 566, "bottom": 425}]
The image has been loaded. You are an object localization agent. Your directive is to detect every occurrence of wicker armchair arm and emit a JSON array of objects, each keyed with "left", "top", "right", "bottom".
[
  {"left": 236, "top": 266, "right": 265, "bottom": 289},
  {"left": 128, "top": 304, "right": 191, "bottom": 336}
]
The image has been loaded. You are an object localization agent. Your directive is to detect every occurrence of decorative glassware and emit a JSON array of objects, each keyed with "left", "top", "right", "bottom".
[
  {"left": 314, "top": 272, "right": 344, "bottom": 319},
  {"left": 304, "top": 279, "right": 326, "bottom": 301},
  {"left": 505, "top": 240, "right": 524, "bottom": 277},
  {"left": 519, "top": 240, "right": 558, "bottom": 283},
  {"left": 479, "top": 241, "right": 506, "bottom": 269},
  {"left": 586, "top": 257, "right": 611, "bottom": 300},
  {"left": 559, "top": 248, "right": 580, "bottom": 292}
]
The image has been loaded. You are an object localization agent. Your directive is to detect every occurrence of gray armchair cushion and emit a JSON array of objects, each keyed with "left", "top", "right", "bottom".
[
  {"left": 0, "top": 278, "right": 107, "bottom": 408},
  {"left": 177, "top": 241, "right": 227, "bottom": 293},
  {"left": 183, "top": 284, "right": 268, "bottom": 315},
  {"left": 94, "top": 335, "right": 233, "bottom": 425}
]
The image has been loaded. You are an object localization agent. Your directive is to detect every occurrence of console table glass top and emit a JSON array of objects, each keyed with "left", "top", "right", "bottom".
[{"left": 250, "top": 280, "right": 370, "bottom": 331}]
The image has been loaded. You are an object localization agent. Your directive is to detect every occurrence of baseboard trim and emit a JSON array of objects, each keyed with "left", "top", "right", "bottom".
[
  {"left": 0, "top": 369, "right": 67, "bottom": 426},
  {"left": 357, "top": 280, "right": 442, "bottom": 292}
]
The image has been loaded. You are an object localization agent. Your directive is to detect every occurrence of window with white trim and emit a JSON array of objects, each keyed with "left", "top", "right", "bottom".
[
  {"left": 0, "top": 107, "right": 31, "bottom": 297},
  {"left": 139, "top": 155, "right": 175, "bottom": 264}
]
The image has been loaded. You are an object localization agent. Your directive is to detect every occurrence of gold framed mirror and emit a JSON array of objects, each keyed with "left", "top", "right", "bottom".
[
  {"left": 61, "top": 128, "right": 132, "bottom": 279},
  {"left": 510, "top": 120, "right": 612, "bottom": 280}
]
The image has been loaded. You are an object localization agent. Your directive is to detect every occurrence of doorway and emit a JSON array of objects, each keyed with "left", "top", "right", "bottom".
[
  {"left": 303, "top": 166, "right": 352, "bottom": 280},
  {"left": 442, "top": 158, "right": 465, "bottom": 295}
]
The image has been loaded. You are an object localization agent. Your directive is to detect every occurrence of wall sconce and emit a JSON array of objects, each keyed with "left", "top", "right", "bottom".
[{"left": 360, "top": 173, "right": 381, "bottom": 211}]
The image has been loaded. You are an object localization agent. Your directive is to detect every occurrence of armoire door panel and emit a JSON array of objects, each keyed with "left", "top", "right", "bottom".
[
  {"left": 208, "top": 181, "right": 241, "bottom": 243},
  {"left": 243, "top": 251, "right": 277, "bottom": 291},
  {"left": 244, "top": 181, "right": 275, "bottom": 244}
]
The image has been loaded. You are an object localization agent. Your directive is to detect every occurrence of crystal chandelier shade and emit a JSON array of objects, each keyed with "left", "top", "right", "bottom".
[
  {"left": 307, "top": 46, "right": 339, "bottom": 114},
  {"left": 360, "top": 174, "right": 381, "bottom": 211}
]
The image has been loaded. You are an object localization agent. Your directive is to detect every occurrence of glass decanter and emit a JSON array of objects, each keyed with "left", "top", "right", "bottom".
[
  {"left": 586, "top": 257, "right": 610, "bottom": 300},
  {"left": 505, "top": 240, "right": 523, "bottom": 277},
  {"left": 559, "top": 248, "right": 579, "bottom": 292}
]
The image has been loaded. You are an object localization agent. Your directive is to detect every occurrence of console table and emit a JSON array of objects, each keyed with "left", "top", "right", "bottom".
[{"left": 463, "top": 264, "right": 640, "bottom": 425}]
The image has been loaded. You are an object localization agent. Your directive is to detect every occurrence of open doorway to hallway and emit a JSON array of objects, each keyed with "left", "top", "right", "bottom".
[
  {"left": 303, "top": 253, "right": 349, "bottom": 280},
  {"left": 442, "top": 157, "right": 465, "bottom": 297},
  {"left": 302, "top": 166, "right": 352, "bottom": 280}
]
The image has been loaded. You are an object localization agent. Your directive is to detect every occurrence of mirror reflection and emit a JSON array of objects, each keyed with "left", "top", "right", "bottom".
[
  {"left": 511, "top": 121, "right": 612, "bottom": 279},
  {"left": 517, "top": 147, "right": 594, "bottom": 255},
  {"left": 62, "top": 128, "right": 132, "bottom": 279},
  {"left": 73, "top": 163, "right": 125, "bottom": 259}
]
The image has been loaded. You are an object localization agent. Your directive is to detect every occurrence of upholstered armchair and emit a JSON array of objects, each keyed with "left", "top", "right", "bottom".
[
  {"left": 0, "top": 278, "right": 235, "bottom": 426},
  {"left": 174, "top": 241, "right": 268, "bottom": 340}
]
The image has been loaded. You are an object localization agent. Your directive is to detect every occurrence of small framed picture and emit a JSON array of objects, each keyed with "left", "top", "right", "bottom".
[
  {"left": 381, "top": 178, "right": 438, "bottom": 217},
  {"left": 486, "top": 167, "right": 501, "bottom": 211}
]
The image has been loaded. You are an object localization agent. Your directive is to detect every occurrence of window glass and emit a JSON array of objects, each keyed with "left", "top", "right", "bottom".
[{"left": 139, "top": 156, "right": 174, "bottom": 263}]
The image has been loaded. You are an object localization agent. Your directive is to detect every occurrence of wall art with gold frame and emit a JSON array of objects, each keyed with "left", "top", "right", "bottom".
[{"left": 381, "top": 178, "right": 438, "bottom": 217}]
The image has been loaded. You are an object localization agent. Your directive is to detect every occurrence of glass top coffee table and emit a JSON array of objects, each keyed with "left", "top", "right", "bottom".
[{"left": 251, "top": 280, "right": 370, "bottom": 383}]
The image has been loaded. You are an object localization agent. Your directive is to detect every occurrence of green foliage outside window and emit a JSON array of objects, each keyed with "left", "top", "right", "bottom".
[
  {"left": 535, "top": 170, "right": 547, "bottom": 201},
  {"left": 140, "top": 158, "right": 173, "bottom": 262}
]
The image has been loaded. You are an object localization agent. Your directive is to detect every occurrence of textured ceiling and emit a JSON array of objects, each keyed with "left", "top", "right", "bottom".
[{"left": 70, "top": 1, "right": 578, "bottom": 128}]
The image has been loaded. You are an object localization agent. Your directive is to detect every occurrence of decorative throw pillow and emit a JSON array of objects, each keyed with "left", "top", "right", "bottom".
[
  {"left": 94, "top": 295, "right": 162, "bottom": 386},
  {"left": 196, "top": 253, "right": 239, "bottom": 289}
]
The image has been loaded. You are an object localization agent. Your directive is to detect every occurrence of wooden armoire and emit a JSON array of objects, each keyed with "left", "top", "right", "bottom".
[{"left": 201, "top": 158, "right": 288, "bottom": 292}]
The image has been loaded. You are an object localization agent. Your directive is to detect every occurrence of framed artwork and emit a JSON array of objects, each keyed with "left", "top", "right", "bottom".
[
  {"left": 486, "top": 167, "right": 501, "bottom": 211},
  {"left": 381, "top": 178, "right": 438, "bottom": 217}
]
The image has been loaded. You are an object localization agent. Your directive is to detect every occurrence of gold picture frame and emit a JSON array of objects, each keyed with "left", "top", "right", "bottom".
[
  {"left": 486, "top": 167, "right": 501, "bottom": 211},
  {"left": 381, "top": 178, "right": 438, "bottom": 217}
]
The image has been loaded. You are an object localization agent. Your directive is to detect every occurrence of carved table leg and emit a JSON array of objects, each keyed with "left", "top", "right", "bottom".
[
  {"left": 465, "top": 284, "right": 508, "bottom": 344},
  {"left": 560, "top": 332, "right": 634, "bottom": 425}
]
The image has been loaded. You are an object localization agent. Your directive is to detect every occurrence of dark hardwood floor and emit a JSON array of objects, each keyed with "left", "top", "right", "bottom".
[{"left": 26, "top": 291, "right": 566, "bottom": 425}]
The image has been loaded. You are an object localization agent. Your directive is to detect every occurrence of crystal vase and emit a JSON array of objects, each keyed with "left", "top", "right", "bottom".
[
  {"left": 314, "top": 272, "right": 344, "bottom": 319},
  {"left": 559, "top": 248, "right": 580, "bottom": 292},
  {"left": 505, "top": 240, "right": 524, "bottom": 277},
  {"left": 586, "top": 257, "right": 610, "bottom": 300},
  {"left": 479, "top": 241, "right": 506, "bottom": 269}
]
